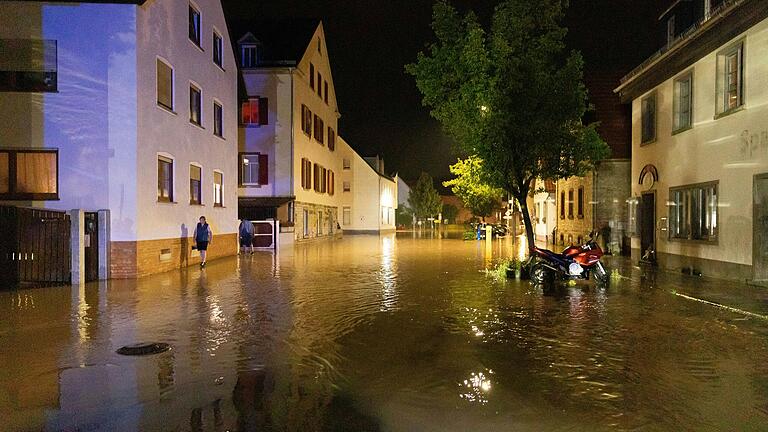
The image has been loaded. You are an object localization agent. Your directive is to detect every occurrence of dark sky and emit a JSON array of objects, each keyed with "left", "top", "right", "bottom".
[{"left": 222, "top": 0, "right": 667, "bottom": 183}]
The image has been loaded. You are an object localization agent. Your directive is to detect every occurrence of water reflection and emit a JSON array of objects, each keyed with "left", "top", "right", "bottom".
[{"left": 0, "top": 236, "right": 767, "bottom": 431}]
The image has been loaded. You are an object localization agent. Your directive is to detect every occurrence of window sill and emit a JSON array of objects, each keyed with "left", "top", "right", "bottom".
[
  {"left": 577, "top": 215, "right": 584, "bottom": 219},
  {"left": 157, "top": 200, "right": 178, "bottom": 204},
  {"left": 215, "top": 63, "right": 225, "bottom": 73},
  {"left": 242, "top": 124, "right": 263, "bottom": 128},
  {"left": 0, "top": 194, "right": 59, "bottom": 201},
  {"left": 190, "top": 202, "right": 204, "bottom": 206},
  {"left": 672, "top": 125, "right": 692, "bottom": 136},
  {"left": 190, "top": 39, "right": 204, "bottom": 53},
  {"left": 240, "top": 184, "right": 263, "bottom": 188},
  {"left": 157, "top": 104, "right": 177, "bottom": 115},
  {"left": 714, "top": 105, "right": 745, "bottom": 120},
  {"left": 190, "top": 120, "right": 205, "bottom": 130},
  {"left": 214, "top": 134, "right": 225, "bottom": 141},
  {"left": 214, "top": 204, "right": 224, "bottom": 208},
  {"left": 640, "top": 138, "right": 657, "bottom": 147}
]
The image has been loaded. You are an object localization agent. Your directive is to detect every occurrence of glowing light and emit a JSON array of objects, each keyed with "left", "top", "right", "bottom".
[{"left": 459, "top": 370, "right": 494, "bottom": 404}]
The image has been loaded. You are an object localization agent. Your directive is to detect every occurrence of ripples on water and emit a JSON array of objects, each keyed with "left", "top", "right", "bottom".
[{"left": 1, "top": 234, "right": 768, "bottom": 431}]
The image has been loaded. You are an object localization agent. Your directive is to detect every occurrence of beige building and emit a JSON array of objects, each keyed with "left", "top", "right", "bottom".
[
  {"left": 0, "top": 0, "right": 239, "bottom": 279},
  {"left": 233, "top": 20, "right": 396, "bottom": 241},
  {"left": 616, "top": 0, "right": 768, "bottom": 280}
]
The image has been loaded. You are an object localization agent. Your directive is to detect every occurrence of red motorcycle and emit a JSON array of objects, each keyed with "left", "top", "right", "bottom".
[{"left": 528, "top": 232, "right": 608, "bottom": 285}]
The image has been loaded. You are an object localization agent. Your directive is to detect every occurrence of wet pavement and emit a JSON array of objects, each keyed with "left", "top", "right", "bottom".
[{"left": 1, "top": 234, "right": 768, "bottom": 431}]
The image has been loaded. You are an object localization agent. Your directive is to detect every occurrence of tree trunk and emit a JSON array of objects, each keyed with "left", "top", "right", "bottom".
[{"left": 518, "top": 194, "right": 536, "bottom": 253}]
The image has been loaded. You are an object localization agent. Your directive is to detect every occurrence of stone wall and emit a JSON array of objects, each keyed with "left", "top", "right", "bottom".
[{"left": 294, "top": 201, "right": 339, "bottom": 241}]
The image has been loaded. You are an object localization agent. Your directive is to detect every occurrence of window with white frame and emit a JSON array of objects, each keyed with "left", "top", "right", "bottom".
[
  {"left": 214, "top": 101, "right": 223, "bottom": 137},
  {"left": 343, "top": 206, "right": 351, "bottom": 225},
  {"left": 190, "top": 164, "right": 202, "bottom": 205},
  {"left": 669, "top": 182, "right": 718, "bottom": 241},
  {"left": 189, "top": 84, "right": 201, "bottom": 125},
  {"left": 213, "top": 171, "right": 223, "bottom": 207},
  {"left": 240, "top": 153, "right": 262, "bottom": 185},
  {"left": 158, "top": 156, "right": 173, "bottom": 202},
  {"left": 343, "top": 158, "right": 351, "bottom": 169},
  {"left": 157, "top": 59, "right": 173, "bottom": 111},
  {"left": 213, "top": 32, "right": 223, "bottom": 68},
  {"left": 343, "top": 181, "right": 350, "bottom": 192},
  {"left": 717, "top": 42, "right": 744, "bottom": 115},
  {"left": 241, "top": 45, "right": 257, "bottom": 68},
  {"left": 641, "top": 92, "right": 656, "bottom": 144},
  {"left": 188, "top": 4, "right": 201, "bottom": 47},
  {"left": 673, "top": 72, "right": 693, "bottom": 131}
]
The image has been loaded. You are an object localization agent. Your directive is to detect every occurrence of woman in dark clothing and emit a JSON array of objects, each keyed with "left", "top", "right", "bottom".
[{"left": 194, "top": 216, "right": 213, "bottom": 268}]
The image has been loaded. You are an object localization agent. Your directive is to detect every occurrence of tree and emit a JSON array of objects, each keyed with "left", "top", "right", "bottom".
[
  {"left": 407, "top": 0, "right": 609, "bottom": 250},
  {"left": 408, "top": 172, "right": 442, "bottom": 221},
  {"left": 443, "top": 156, "right": 503, "bottom": 221},
  {"left": 441, "top": 203, "right": 459, "bottom": 223}
]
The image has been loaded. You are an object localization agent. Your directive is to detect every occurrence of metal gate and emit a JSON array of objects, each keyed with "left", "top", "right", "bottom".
[
  {"left": 84, "top": 212, "right": 99, "bottom": 282},
  {"left": 252, "top": 220, "right": 277, "bottom": 249},
  {"left": 0, "top": 206, "right": 71, "bottom": 288}
]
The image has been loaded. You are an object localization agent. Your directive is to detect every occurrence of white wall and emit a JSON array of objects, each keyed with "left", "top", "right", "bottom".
[
  {"left": 0, "top": 2, "right": 139, "bottom": 241},
  {"left": 631, "top": 16, "right": 768, "bottom": 266},
  {"left": 239, "top": 69, "right": 294, "bottom": 198},
  {"left": 135, "top": 0, "right": 238, "bottom": 241}
]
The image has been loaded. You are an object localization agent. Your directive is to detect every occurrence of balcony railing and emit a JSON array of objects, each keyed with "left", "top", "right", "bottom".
[{"left": 0, "top": 39, "right": 57, "bottom": 92}]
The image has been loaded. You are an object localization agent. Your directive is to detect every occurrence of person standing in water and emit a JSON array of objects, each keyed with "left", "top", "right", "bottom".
[{"left": 194, "top": 216, "right": 213, "bottom": 268}]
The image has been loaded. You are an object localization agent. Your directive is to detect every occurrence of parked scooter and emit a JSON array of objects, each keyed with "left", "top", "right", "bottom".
[{"left": 528, "top": 231, "right": 608, "bottom": 285}]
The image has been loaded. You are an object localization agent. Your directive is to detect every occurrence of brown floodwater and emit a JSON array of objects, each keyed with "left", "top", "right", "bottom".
[{"left": 1, "top": 234, "right": 768, "bottom": 431}]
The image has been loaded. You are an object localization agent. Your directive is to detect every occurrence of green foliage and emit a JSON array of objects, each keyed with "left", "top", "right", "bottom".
[
  {"left": 441, "top": 203, "right": 459, "bottom": 223},
  {"left": 484, "top": 257, "right": 521, "bottom": 280},
  {"left": 443, "top": 156, "right": 503, "bottom": 220},
  {"left": 396, "top": 205, "right": 414, "bottom": 226},
  {"left": 407, "top": 172, "right": 443, "bottom": 220},
  {"left": 407, "top": 0, "right": 609, "bottom": 249}
]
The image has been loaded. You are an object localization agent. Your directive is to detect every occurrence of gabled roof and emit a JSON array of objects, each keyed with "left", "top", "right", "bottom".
[{"left": 228, "top": 19, "right": 321, "bottom": 67}]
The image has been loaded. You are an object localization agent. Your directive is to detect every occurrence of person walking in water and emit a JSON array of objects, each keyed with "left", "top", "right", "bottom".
[
  {"left": 239, "top": 219, "right": 255, "bottom": 254},
  {"left": 194, "top": 216, "right": 213, "bottom": 268}
]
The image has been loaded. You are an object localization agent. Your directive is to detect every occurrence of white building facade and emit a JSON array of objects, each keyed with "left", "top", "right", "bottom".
[
  {"left": 0, "top": 0, "right": 238, "bottom": 279},
  {"left": 616, "top": 0, "right": 768, "bottom": 280},
  {"left": 338, "top": 141, "right": 397, "bottom": 233}
]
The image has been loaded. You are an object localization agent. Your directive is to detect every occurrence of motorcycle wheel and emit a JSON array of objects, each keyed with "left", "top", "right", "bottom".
[
  {"left": 531, "top": 263, "right": 554, "bottom": 286},
  {"left": 593, "top": 262, "right": 609, "bottom": 285}
]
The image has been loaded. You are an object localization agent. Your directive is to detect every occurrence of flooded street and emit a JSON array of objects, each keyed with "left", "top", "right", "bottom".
[{"left": 2, "top": 234, "right": 768, "bottom": 431}]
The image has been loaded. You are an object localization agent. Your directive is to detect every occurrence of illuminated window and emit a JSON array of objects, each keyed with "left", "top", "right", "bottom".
[
  {"left": 189, "top": 84, "right": 201, "bottom": 126},
  {"left": 240, "top": 153, "right": 267, "bottom": 186},
  {"left": 567, "top": 189, "right": 574, "bottom": 219},
  {"left": 241, "top": 98, "right": 267, "bottom": 125},
  {"left": 0, "top": 149, "right": 58, "bottom": 200},
  {"left": 669, "top": 182, "right": 718, "bottom": 241},
  {"left": 213, "top": 171, "right": 223, "bottom": 207},
  {"left": 717, "top": 42, "right": 744, "bottom": 115}
]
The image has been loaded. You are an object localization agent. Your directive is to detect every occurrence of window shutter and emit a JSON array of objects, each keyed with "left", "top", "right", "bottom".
[
  {"left": 259, "top": 98, "right": 269, "bottom": 125},
  {"left": 258, "top": 154, "right": 268, "bottom": 185}
]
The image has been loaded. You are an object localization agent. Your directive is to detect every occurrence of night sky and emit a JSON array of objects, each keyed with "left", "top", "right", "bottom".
[{"left": 222, "top": 0, "right": 668, "bottom": 183}]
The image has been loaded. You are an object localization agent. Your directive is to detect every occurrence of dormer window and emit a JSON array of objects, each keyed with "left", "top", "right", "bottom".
[{"left": 241, "top": 44, "right": 258, "bottom": 68}]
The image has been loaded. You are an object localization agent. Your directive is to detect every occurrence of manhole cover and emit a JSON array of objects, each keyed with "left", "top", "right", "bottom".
[{"left": 116, "top": 342, "right": 171, "bottom": 356}]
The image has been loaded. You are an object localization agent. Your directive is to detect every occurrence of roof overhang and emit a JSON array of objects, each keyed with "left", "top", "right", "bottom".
[
  {"left": 239, "top": 196, "right": 295, "bottom": 208},
  {"left": 615, "top": 0, "right": 767, "bottom": 103}
]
